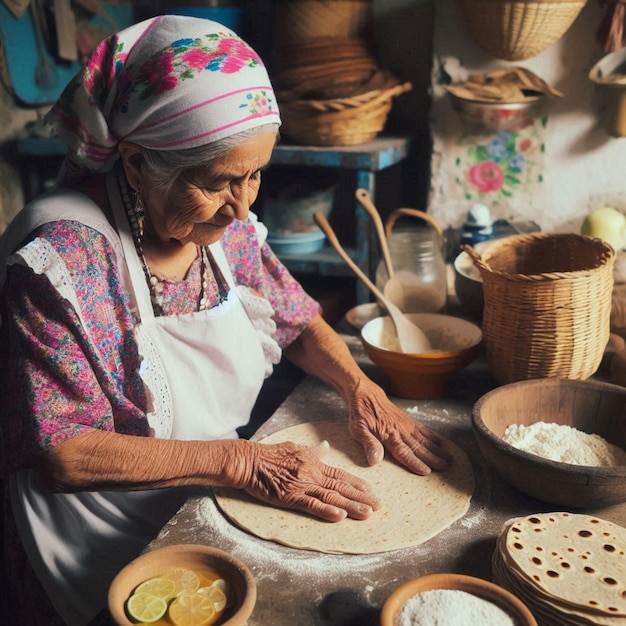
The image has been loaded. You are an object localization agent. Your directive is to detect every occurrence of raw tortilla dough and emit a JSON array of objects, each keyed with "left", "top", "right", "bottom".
[{"left": 214, "top": 421, "right": 475, "bottom": 554}]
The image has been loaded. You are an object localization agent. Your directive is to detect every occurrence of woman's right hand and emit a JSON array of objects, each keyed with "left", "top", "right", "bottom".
[
  {"left": 233, "top": 440, "right": 381, "bottom": 522},
  {"left": 34, "top": 431, "right": 379, "bottom": 524}
]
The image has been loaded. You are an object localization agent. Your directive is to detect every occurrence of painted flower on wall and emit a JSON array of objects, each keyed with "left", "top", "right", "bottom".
[
  {"left": 456, "top": 124, "right": 545, "bottom": 201},
  {"left": 467, "top": 160, "right": 503, "bottom": 193}
]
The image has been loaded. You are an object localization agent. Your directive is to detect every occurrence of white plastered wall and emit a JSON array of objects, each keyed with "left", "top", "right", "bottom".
[{"left": 428, "top": 0, "right": 626, "bottom": 233}]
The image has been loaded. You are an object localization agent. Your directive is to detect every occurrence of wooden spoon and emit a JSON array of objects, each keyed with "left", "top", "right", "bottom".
[
  {"left": 355, "top": 188, "right": 406, "bottom": 312},
  {"left": 314, "top": 212, "right": 432, "bottom": 353}
]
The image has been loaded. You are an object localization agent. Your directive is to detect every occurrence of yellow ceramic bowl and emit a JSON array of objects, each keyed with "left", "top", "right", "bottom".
[
  {"left": 361, "top": 313, "right": 482, "bottom": 399},
  {"left": 380, "top": 573, "right": 537, "bottom": 626},
  {"left": 108, "top": 544, "right": 256, "bottom": 626}
]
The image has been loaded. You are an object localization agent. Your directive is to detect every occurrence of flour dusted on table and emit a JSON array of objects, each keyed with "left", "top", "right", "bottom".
[
  {"left": 397, "top": 589, "right": 515, "bottom": 626},
  {"left": 502, "top": 422, "right": 626, "bottom": 466}
]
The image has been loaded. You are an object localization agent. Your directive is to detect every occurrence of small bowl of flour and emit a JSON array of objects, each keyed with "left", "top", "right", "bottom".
[{"left": 380, "top": 573, "right": 537, "bottom": 626}]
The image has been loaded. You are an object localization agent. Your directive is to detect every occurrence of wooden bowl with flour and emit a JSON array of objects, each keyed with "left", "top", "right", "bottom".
[{"left": 472, "top": 378, "right": 626, "bottom": 508}]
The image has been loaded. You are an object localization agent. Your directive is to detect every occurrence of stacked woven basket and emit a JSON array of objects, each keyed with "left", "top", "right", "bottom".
[{"left": 271, "top": 0, "right": 411, "bottom": 146}]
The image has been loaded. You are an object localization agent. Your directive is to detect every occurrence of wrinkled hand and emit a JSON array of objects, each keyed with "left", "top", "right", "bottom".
[
  {"left": 238, "top": 440, "right": 381, "bottom": 522},
  {"left": 348, "top": 379, "right": 452, "bottom": 475}
]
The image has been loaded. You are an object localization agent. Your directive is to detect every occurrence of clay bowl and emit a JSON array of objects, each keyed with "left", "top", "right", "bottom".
[
  {"left": 108, "top": 544, "right": 256, "bottom": 626},
  {"left": 472, "top": 378, "right": 626, "bottom": 508},
  {"left": 380, "top": 573, "right": 537, "bottom": 626},
  {"left": 449, "top": 93, "right": 545, "bottom": 131},
  {"left": 361, "top": 313, "right": 482, "bottom": 400},
  {"left": 453, "top": 238, "right": 506, "bottom": 320},
  {"left": 453, "top": 249, "right": 484, "bottom": 320}
]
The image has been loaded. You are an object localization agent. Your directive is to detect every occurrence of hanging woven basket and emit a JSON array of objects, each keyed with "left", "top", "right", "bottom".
[
  {"left": 459, "top": 0, "right": 588, "bottom": 61},
  {"left": 464, "top": 233, "right": 615, "bottom": 384}
]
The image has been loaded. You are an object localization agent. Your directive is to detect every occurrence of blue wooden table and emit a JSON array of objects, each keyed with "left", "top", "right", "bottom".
[{"left": 270, "top": 136, "right": 416, "bottom": 304}]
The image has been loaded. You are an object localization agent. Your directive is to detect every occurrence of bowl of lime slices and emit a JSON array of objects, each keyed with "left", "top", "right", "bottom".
[{"left": 108, "top": 544, "right": 256, "bottom": 625}]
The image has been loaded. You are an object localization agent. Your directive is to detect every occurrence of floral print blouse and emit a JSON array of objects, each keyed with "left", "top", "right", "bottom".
[{"left": 0, "top": 203, "right": 319, "bottom": 475}]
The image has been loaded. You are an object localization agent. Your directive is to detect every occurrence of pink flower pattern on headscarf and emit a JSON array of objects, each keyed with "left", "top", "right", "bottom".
[
  {"left": 183, "top": 48, "right": 214, "bottom": 71},
  {"left": 45, "top": 16, "right": 280, "bottom": 183}
]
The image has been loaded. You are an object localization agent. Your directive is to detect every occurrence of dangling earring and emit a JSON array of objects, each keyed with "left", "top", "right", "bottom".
[{"left": 133, "top": 191, "right": 145, "bottom": 240}]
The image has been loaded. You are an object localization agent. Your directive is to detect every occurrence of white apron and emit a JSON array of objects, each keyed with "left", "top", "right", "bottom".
[{"left": 5, "top": 173, "right": 281, "bottom": 625}]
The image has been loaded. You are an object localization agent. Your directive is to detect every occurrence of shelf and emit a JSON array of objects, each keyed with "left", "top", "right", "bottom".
[
  {"left": 17, "top": 137, "right": 66, "bottom": 155},
  {"left": 271, "top": 136, "right": 414, "bottom": 171},
  {"left": 17, "top": 135, "right": 415, "bottom": 165},
  {"left": 269, "top": 136, "right": 416, "bottom": 303},
  {"left": 276, "top": 245, "right": 357, "bottom": 277}
]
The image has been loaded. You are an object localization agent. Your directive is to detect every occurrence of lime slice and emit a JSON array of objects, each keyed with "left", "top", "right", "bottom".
[
  {"left": 197, "top": 585, "right": 227, "bottom": 612},
  {"left": 169, "top": 592, "right": 216, "bottom": 626},
  {"left": 126, "top": 591, "right": 167, "bottom": 623},
  {"left": 162, "top": 567, "right": 201, "bottom": 596},
  {"left": 134, "top": 577, "right": 177, "bottom": 601},
  {"left": 208, "top": 578, "right": 235, "bottom": 608}
]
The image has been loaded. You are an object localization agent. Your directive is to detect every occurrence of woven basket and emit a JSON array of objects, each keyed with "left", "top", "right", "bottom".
[
  {"left": 274, "top": 0, "right": 372, "bottom": 43},
  {"left": 460, "top": 0, "right": 587, "bottom": 61},
  {"left": 279, "top": 81, "right": 411, "bottom": 146},
  {"left": 465, "top": 233, "right": 615, "bottom": 384}
]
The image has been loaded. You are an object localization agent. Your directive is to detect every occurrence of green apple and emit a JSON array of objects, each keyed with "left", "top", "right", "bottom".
[{"left": 581, "top": 207, "right": 626, "bottom": 251}]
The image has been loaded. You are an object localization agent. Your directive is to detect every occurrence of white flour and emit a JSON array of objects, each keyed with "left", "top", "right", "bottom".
[
  {"left": 179, "top": 492, "right": 476, "bottom": 610},
  {"left": 406, "top": 405, "right": 452, "bottom": 424},
  {"left": 502, "top": 422, "right": 626, "bottom": 466},
  {"left": 396, "top": 589, "right": 515, "bottom": 626},
  {"left": 375, "top": 326, "right": 466, "bottom": 353}
]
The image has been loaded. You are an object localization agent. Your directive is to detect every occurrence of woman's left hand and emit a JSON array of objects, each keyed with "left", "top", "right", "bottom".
[
  {"left": 282, "top": 315, "right": 451, "bottom": 476},
  {"left": 347, "top": 378, "right": 451, "bottom": 475}
]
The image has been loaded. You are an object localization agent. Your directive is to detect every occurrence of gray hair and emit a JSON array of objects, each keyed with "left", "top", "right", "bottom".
[{"left": 139, "top": 123, "right": 280, "bottom": 194}]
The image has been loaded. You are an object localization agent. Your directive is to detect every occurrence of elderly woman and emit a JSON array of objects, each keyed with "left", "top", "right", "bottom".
[{"left": 0, "top": 15, "right": 449, "bottom": 625}]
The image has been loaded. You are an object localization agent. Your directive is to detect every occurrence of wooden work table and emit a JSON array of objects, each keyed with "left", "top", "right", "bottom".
[{"left": 145, "top": 329, "right": 626, "bottom": 626}]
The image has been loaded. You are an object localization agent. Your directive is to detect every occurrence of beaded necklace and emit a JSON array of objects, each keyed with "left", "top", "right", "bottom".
[{"left": 116, "top": 169, "right": 222, "bottom": 315}]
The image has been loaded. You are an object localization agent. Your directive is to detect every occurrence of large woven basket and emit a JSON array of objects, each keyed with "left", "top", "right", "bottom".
[
  {"left": 459, "top": 0, "right": 587, "bottom": 61},
  {"left": 274, "top": 0, "right": 372, "bottom": 43},
  {"left": 279, "top": 81, "right": 411, "bottom": 147},
  {"left": 465, "top": 233, "right": 615, "bottom": 384}
]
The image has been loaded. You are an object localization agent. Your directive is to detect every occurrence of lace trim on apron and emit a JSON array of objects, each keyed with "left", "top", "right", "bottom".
[
  {"left": 134, "top": 324, "right": 174, "bottom": 439},
  {"left": 8, "top": 238, "right": 92, "bottom": 343},
  {"left": 236, "top": 285, "right": 281, "bottom": 377}
]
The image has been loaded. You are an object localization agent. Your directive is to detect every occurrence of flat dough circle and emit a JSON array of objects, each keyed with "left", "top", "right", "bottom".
[{"left": 214, "top": 421, "right": 475, "bottom": 554}]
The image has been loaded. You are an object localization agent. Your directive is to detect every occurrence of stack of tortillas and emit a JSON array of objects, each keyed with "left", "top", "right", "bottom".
[{"left": 493, "top": 512, "right": 626, "bottom": 625}]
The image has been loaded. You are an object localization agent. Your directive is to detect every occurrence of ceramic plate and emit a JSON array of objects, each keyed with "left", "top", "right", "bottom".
[{"left": 345, "top": 302, "right": 381, "bottom": 330}]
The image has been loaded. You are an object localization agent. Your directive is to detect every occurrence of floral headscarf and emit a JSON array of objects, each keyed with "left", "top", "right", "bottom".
[{"left": 45, "top": 15, "right": 281, "bottom": 183}]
